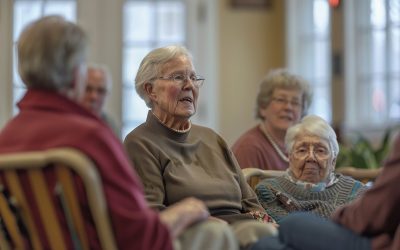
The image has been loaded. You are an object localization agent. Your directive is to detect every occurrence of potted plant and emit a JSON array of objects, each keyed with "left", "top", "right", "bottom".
[{"left": 336, "top": 128, "right": 392, "bottom": 169}]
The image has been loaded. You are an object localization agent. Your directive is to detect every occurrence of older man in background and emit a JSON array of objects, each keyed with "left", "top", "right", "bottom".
[{"left": 80, "top": 64, "right": 118, "bottom": 134}]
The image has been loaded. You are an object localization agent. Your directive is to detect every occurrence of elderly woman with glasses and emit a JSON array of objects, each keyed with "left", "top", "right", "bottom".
[
  {"left": 124, "top": 45, "right": 277, "bottom": 249},
  {"left": 254, "top": 115, "right": 367, "bottom": 223},
  {"left": 232, "top": 69, "right": 312, "bottom": 171}
]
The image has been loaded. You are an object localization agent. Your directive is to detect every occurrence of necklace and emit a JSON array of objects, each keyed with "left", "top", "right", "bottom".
[
  {"left": 152, "top": 111, "right": 191, "bottom": 133},
  {"left": 259, "top": 123, "right": 289, "bottom": 163}
]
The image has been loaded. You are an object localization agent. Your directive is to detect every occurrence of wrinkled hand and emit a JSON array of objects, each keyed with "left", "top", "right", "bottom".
[{"left": 160, "top": 197, "right": 209, "bottom": 238}]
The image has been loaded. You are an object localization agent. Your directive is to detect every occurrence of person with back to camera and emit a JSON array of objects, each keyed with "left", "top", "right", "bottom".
[
  {"left": 80, "top": 63, "right": 119, "bottom": 135},
  {"left": 0, "top": 15, "right": 238, "bottom": 250},
  {"left": 232, "top": 69, "right": 312, "bottom": 171},
  {"left": 123, "top": 45, "right": 278, "bottom": 249},
  {"left": 250, "top": 133, "right": 400, "bottom": 250},
  {"left": 255, "top": 115, "right": 367, "bottom": 223}
]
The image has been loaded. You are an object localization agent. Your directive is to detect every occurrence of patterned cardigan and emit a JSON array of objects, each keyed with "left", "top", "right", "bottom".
[{"left": 255, "top": 174, "right": 367, "bottom": 223}]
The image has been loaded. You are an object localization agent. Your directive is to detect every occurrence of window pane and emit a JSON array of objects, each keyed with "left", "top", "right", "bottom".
[
  {"left": 313, "top": 0, "right": 329, "bottom": 35},
  {"left": 314, "top": 41, "right": 329, "bottom": 78},
  {"left": 123, "top": 47, "right": 152, "bottom": 84},
  {"left": 157, "top": 2, "right": 185, "bottom": 42},
  {"left": 389, "top": 79, "right": 400, "bottom": 119},
  {"left": 349, "top": 0, "right": 400, "bottom": 126},
  {"left": 390, "top": 0, "right": 400, "bottom": 23},
  {"left": 124, "top": 2, "right": 154, "bottom": 42},
  {"left": 44, "top": 2, "right": 76, "bottom": 20},
  {"left": 122, "top": 0, "right": 186, "bottom": 136},
  {"left": 13, "top": 0, "right": 76, "bottom": 115},
  {"left": 122, "top": 86, "right": 149, "bottom": 123},
  {"left": 371, "top": 31, "right": 386, "bottom": 74},
  {"left": 371, "top": 0, "right": 386, "bottom": 28},
  {"left": 390, "top": 28, "right": 400, "bottom": 72},
  {"left": 309, "top": 84, "right": 331, "bottom": 121},
  {"left": 13, "top": 2, "right": 42, "bottom": 41}
]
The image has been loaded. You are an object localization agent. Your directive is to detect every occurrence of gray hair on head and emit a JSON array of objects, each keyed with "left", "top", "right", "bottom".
[
  {"left": 255, "top": 68, "right": 312, "bottom": 119},
  {"left": 87, "top": 63, "right": 113, "bottom": 91},
  {"left": 285, "top": 115, "right": 339, "bottom": 157},
  {"left": 134, "top": 45, "right": 193, "bottom": 108},
  {"left": 17, "top": 15, "right": 87, "bottom": 91}
]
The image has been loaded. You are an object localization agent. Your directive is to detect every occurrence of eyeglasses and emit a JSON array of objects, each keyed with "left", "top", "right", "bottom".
[
  {"left": 157, "top": 74, "right": 205, "bottom": 88},
  {"left": 292, "top": 144, "right": 331, "bottom": 160},
  {"left": 271, "top": 97, "right": 301, "bottom": 108}
]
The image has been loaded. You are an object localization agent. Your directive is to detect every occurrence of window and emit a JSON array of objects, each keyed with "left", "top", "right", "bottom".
[
  {"left": 0, "top": 0, "right": 217, "bottom": 135},
  {"left": 286, "top": 0, "right": 332, "bottom": 122},
  {"left": 12, "top": 0, "right": 76, "bottom": 114},
  {"left": 345, "top": 0, "right": 400, "bottom": 129},
  {"left": 122, "top": 0, "right": 186, "bottom": 137}
]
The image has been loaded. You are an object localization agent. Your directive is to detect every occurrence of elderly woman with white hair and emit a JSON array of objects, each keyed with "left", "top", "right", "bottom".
[
  {"left": 124, "top": 45, "right": 277, "bottom": 249},
  {"left": 255, "top": 115, "right": 367, "bottom": 223}
]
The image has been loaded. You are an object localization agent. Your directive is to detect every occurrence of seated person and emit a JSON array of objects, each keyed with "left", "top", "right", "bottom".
[
  {"left": 255, "top": 115, "right": 367, "bottom": 222},
  {"left": 232, "top": 69, "right": 312, "bottom": 170},
  {"left": 80, "top": 63, "right": 119, "bottom": 135},
  {"left": 0, "top": 16, "right": 237, "bottom": 250},
  {"left": 124, "top": 45, "right": 277, "bottom": 249},
  {"left": 251, "top": 133, "right": 400, "bottom": 250}
]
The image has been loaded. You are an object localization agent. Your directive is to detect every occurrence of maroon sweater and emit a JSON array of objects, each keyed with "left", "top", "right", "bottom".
[
  {"left": 332, "top": 134, "right": 400, "bottom": 250},
  {"left": 232, "top": 125, "right": 289, "bottom": 170},
  {"left": 0, "top": 89, "right": 172, "bottom": 250}
]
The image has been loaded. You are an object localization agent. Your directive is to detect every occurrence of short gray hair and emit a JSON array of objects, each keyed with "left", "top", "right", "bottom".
[
  {"left": 285, "top": 115, "right": 339, "bottom": 157},
  {"left": 135, "top": 45, "right": 193, "bottom": 108},
  {"left": 87, "top": 63, "right": 113, "bottom": 91},
  {"left": 256, "top": 68, "right": 312, "bottom": 119},
  {"left": 17, "top": 15, "right": 87, "bottom": 91}
]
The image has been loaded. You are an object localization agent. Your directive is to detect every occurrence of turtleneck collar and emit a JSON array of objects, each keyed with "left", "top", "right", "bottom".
[{"left": 146, "top": 111, "right": 191, "bottom": 142}]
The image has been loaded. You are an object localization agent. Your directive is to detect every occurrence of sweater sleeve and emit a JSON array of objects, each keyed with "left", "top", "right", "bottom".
[
  {"left": 123, "top": 132, "right": 167, "bottom": 211},
  {"left": 83, "top": 127, "right": 172, "bottom": 250},
  {"left": 227, "top": 145, "right": 266, "bottom": 214},
  {"left": 332, "top": 136, "right": 400, "bottom": 237}
]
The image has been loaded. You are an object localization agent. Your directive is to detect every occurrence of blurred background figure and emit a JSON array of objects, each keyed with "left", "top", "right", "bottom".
[
  {"left": 81, "top": 63, "right": 118, "bottom": 135},
  {"left": 232, "top": 69, "right": 312, "bottom": 171},
  {"left": 255, "top": 115, "right": 367, "bottom": 223}
]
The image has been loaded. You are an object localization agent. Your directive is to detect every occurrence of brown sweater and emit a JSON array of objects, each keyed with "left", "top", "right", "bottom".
[
  {"left": 332, "top": 134, "right": 400, "bottom": 250},
  {"left": 124, "top": 111, "right": 266, "bottom": 223}
]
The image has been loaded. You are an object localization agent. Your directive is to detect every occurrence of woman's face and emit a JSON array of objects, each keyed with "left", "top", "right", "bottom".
[
  {"left": 289, "top": 133, "right": 336, "bottom": 183},
  {"left": 148, "top": 56, "right": 199, "bottom": 124},
  {"left": 260, "top": 88, "right": 303, "bottom": 133}
]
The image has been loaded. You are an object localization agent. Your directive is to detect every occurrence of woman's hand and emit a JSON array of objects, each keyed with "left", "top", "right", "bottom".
[{"left": 159, "top": 197, "right": 209, "bottom": 238}]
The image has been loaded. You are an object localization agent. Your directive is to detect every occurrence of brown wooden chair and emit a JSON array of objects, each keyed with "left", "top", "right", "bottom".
[
  {"left": 336, "top": 166, "right": 382, "bottom": 184},
  {"left": 0, "top": 148, "right": 117, "bottom": 250},
  {"left": 243, "top": 167, "right": 382, "bottom": 190},
  {"left": 242, "top": 168, "right": 285, "bottom": 190}
]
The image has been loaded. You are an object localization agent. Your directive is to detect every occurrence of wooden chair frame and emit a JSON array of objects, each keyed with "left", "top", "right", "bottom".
[
  {"left": 0, "top": 148, "right": 117, "bottom": 250},
  {"left": 243, "top": 167, "right": 382, "bottom": 189}
]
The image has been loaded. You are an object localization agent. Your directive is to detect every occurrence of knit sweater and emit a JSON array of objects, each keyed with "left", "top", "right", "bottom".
[
  {"left": 255, "top": 174, "right": 367, "bottom": 222},
  {"left": 124, "top": 111, "right": 267, "bottom": 223}
]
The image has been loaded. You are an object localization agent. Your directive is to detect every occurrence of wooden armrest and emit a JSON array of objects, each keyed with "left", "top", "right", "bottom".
[
  {"left": 242, "top": 168, "right": 285, "bottom": 189},
  {"left": 336, "top": 167, "right": 382, "bottom": 182}
]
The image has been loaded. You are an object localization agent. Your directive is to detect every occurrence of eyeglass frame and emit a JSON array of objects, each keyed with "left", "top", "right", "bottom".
[
  {"left": 291, "top": 143, "right": 332, "bottom": 160},
  {"left": 270, "top": 96, "right": 302, "bottom": 108},
  {"left": 155, "top": 73, "right": 205, "bottom": 88}
]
